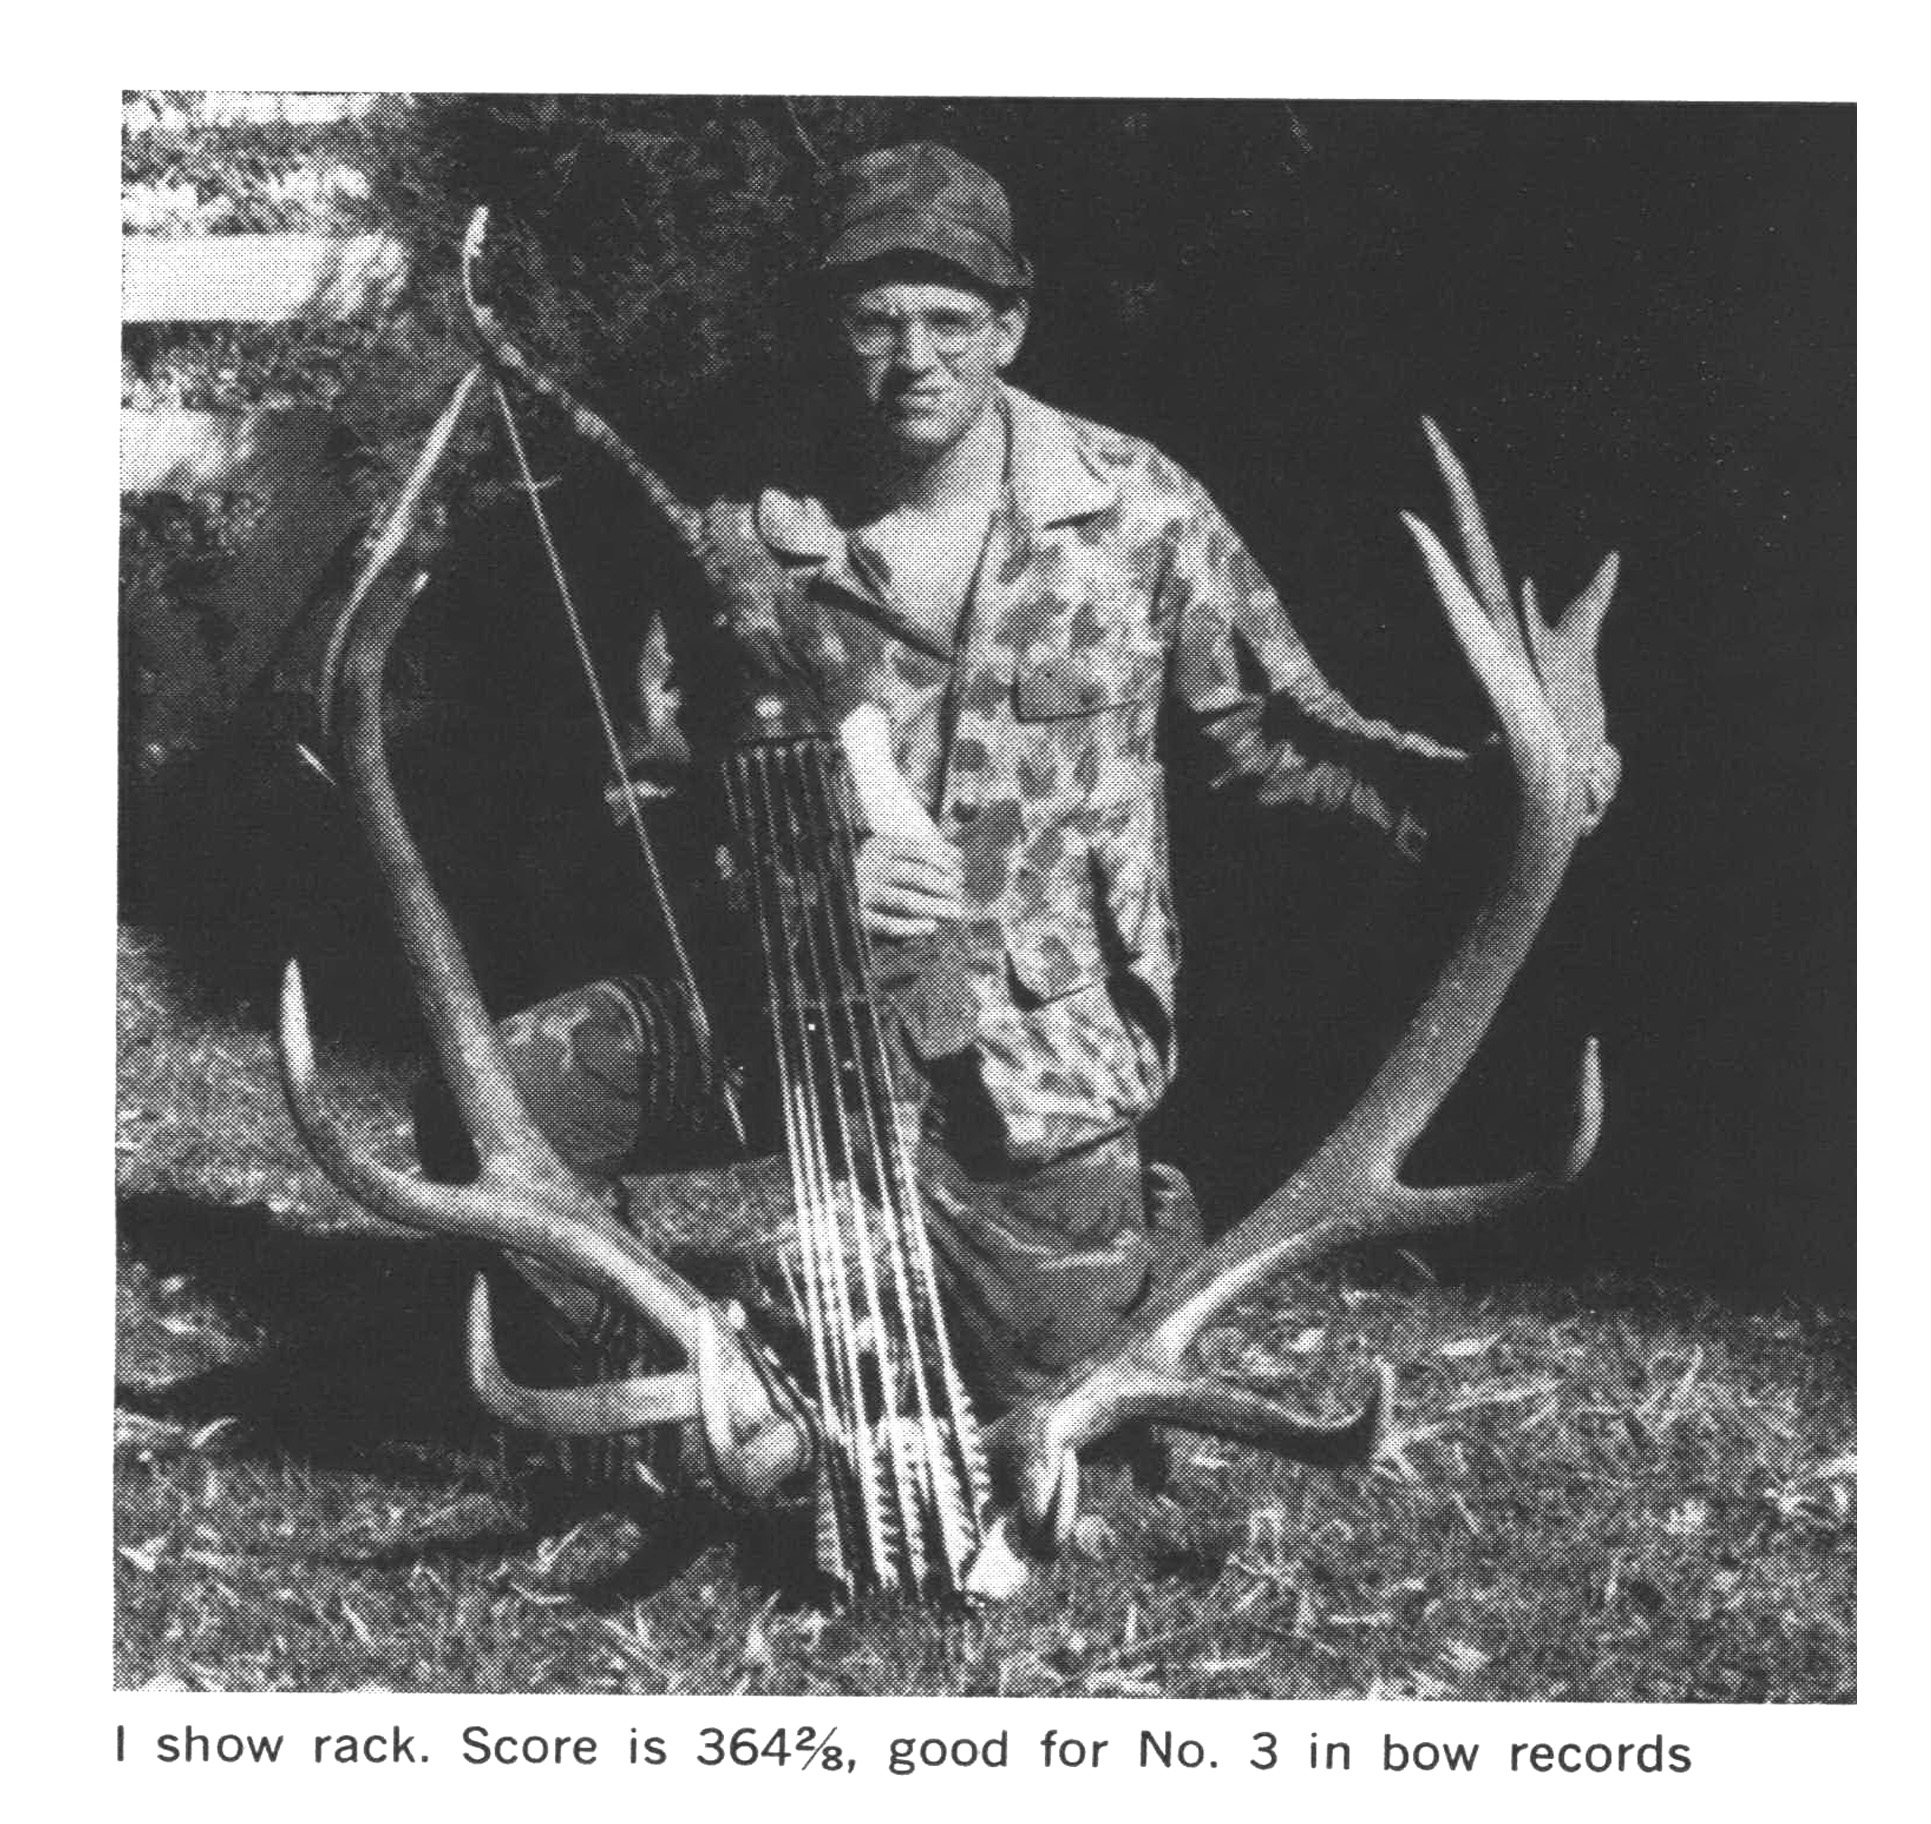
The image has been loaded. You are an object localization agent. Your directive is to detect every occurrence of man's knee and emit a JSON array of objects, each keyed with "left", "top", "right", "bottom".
[
  {"left": 412, "top": 975, "right": 714, "bottom": 1182},
  {"left": 919, "top": 1132, "right": 1183, "bottom": 1400}
]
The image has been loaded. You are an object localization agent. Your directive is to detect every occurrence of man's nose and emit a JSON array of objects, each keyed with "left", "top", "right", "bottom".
[{"left": 889, "top": 319, "right": 942, "bottom": 371}]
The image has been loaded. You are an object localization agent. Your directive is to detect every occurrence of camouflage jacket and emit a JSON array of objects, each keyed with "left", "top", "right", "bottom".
[{"left": 689, "top": 385, "right": 1471, "bottom": 1164}]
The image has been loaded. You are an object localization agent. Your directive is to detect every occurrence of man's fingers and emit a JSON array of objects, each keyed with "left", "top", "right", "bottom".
[
  {"left": 881, "top": 864, "right": 964, "bottom": 904},
  {"left": 858, "top": 851, "right": 962, "bottom": 891},
  {"left": 853, "top": 824, "right": 967, "bottom": 942},
  {"left": 856, "top": 833, "right": 963, "bottom": 909},
  {"left": 1581, "top": 740, "right": 1622, "bottom": 830},
  {"left": 867, "top": 911, "right": 942, "bottom": 940},
  {"left": 885, "top": 849, "right": 964, "bottom": 887},
  {"left": 871, "top": 877, "right": 966, "bottom": 918}
]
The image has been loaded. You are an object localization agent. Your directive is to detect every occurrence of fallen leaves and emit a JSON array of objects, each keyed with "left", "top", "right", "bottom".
[
  {"left": 1661, "top": 1497, "right": 1711, "bottom": 1537},
  {"left": 119, "top": 1537, "right": 167, "bottom": 1577},
  {"left": 112, "top": 934, "right": 1856, "bottom": 1700},
  {"left": 1443, "top": 1376, "right": 1563, "bottom": 1413},
  {"left": 1437, "top": 1638, "right": 1494, "bottom": 1677}
]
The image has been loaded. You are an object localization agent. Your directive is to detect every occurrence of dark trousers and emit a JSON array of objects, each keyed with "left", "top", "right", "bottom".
[{"left": 420, "top": 975, "right": 1200, "bottom": 1400}]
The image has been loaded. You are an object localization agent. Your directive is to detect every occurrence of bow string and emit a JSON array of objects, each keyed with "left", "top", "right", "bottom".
[{"left": 460, "top": 206, "right": 744, "bottom": 1147}]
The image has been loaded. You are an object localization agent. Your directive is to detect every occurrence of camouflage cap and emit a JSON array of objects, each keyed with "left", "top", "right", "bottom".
[{"left": 821, "top": 141, "right": 1030, "bottom": 295}]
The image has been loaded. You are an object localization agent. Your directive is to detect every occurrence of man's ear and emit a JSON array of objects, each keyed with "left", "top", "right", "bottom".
[{"left": 994, "top": 297, "right": 1030, "bottom": 371}]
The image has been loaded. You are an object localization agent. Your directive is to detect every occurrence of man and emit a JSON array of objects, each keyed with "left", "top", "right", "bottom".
[{"left": 472, "top": 141, "right": 1615, "bottom": 1403}]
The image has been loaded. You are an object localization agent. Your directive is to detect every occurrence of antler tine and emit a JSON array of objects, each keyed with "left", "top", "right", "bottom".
[
  {"left": 463, "top": 1282, "right": 801, "bottom": 1497},
  {"left": 1518, "top": 576, "right": 1548, "bottom": 691},
  {"left": 994, "top": 421, "right": 1615, "bottom": 1544},
  {"left": 465, "top": 1277, "right": 699, "bottom": 1432},
  {"left": 283, "top": 960, "right": 716, "bottom": 1356},
  {"left": 1421, "top": 415, "right": 1516, "bottom": 643},
  {"left": 279, "top": 957, "right": 551, "bottom": 1239},
  {"left": 1381, "top": 1032, "right": 1604, "bottom": 1229},
  {"left": 996, "top": 1359, "right": 1397, "bottom": 1554},
  {"left": 1543, "top": 552, "right": 1620, "bottom": 763},
  {"left": 1562, "top": 551, "right": 1619, "bottom": 653}
]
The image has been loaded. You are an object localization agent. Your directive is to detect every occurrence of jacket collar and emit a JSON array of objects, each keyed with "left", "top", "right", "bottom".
[
  {"left": 1003, "top": 384, "right": 1119, "bottom": 529},
  {"left": 752, "top": 384, "right": 1117, "bottom": 561}
]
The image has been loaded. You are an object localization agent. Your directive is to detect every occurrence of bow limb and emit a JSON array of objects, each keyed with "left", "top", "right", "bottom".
[
  {"left": 458, "top": 207, "right": 743, "bottom": 1147},
  {"left": 459, "top": 207, "right": 706, "bottom": 549}
]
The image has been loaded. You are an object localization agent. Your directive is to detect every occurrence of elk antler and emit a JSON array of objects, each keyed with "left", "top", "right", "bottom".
[
  {"left": 991, "top": 420, "right": 1615, "bottom": 1546},
  {"left": 275, "top": 398, "right": 809, "bottom": 1500}
]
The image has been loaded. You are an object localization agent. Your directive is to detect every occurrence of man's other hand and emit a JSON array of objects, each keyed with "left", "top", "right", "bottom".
[
  {"left": 1580, "top": 739, "right": 1622, "bottom": 836},
  {"left": 856, "top": 829, "right": 967, "bottom": 939}
]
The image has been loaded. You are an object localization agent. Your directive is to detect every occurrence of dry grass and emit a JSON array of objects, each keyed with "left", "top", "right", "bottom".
[{"left": 115, "top": 926, "right": 1853, "bottom": 1699}]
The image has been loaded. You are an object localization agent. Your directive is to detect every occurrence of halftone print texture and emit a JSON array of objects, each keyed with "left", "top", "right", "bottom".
[{"left": 118, "top": 94, "right": 1852, "bottom": 1698}]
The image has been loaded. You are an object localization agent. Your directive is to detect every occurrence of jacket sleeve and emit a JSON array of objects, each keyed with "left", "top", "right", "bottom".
[{"left": 1164, "top": 483, "right": 1481, "bottom": 859}]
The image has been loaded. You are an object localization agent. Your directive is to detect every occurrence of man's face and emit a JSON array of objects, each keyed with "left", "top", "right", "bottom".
[{"left": 832, "top": 279, "right": 1027, "bottom": 459}]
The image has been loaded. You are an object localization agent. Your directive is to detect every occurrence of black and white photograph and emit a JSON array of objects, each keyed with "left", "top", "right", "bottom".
[{"left": 110, "top": 85, "right": 1853, "bottom": 1711}]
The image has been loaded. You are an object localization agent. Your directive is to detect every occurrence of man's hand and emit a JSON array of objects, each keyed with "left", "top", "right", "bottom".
[
  {"left": 1580, "top": 740, "right": 1622, "bottom": 835},
  {"left": 839, "top": 703, "right": 967, "bottom": 940},
  {"left": 855, "top": 828, "right": 967, "bottom": 939}
]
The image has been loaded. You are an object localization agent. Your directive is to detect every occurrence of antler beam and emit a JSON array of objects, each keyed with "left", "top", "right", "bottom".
[{"left": 275, "top": 387, "right": 809, "bottom": 1501}]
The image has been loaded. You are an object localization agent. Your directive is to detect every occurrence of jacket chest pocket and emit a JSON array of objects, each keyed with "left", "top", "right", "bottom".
[
  {"left": 1008, "top": 638, "right": 1165, "bottom": 827},
  {"left": 1012, "top": 641, "right": 1164, "bottom": 723}
]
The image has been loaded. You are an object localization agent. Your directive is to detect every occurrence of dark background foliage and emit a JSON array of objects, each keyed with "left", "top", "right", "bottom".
[{"left": 124, "top": 97, "right": 1851, "bottom": 1298}]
